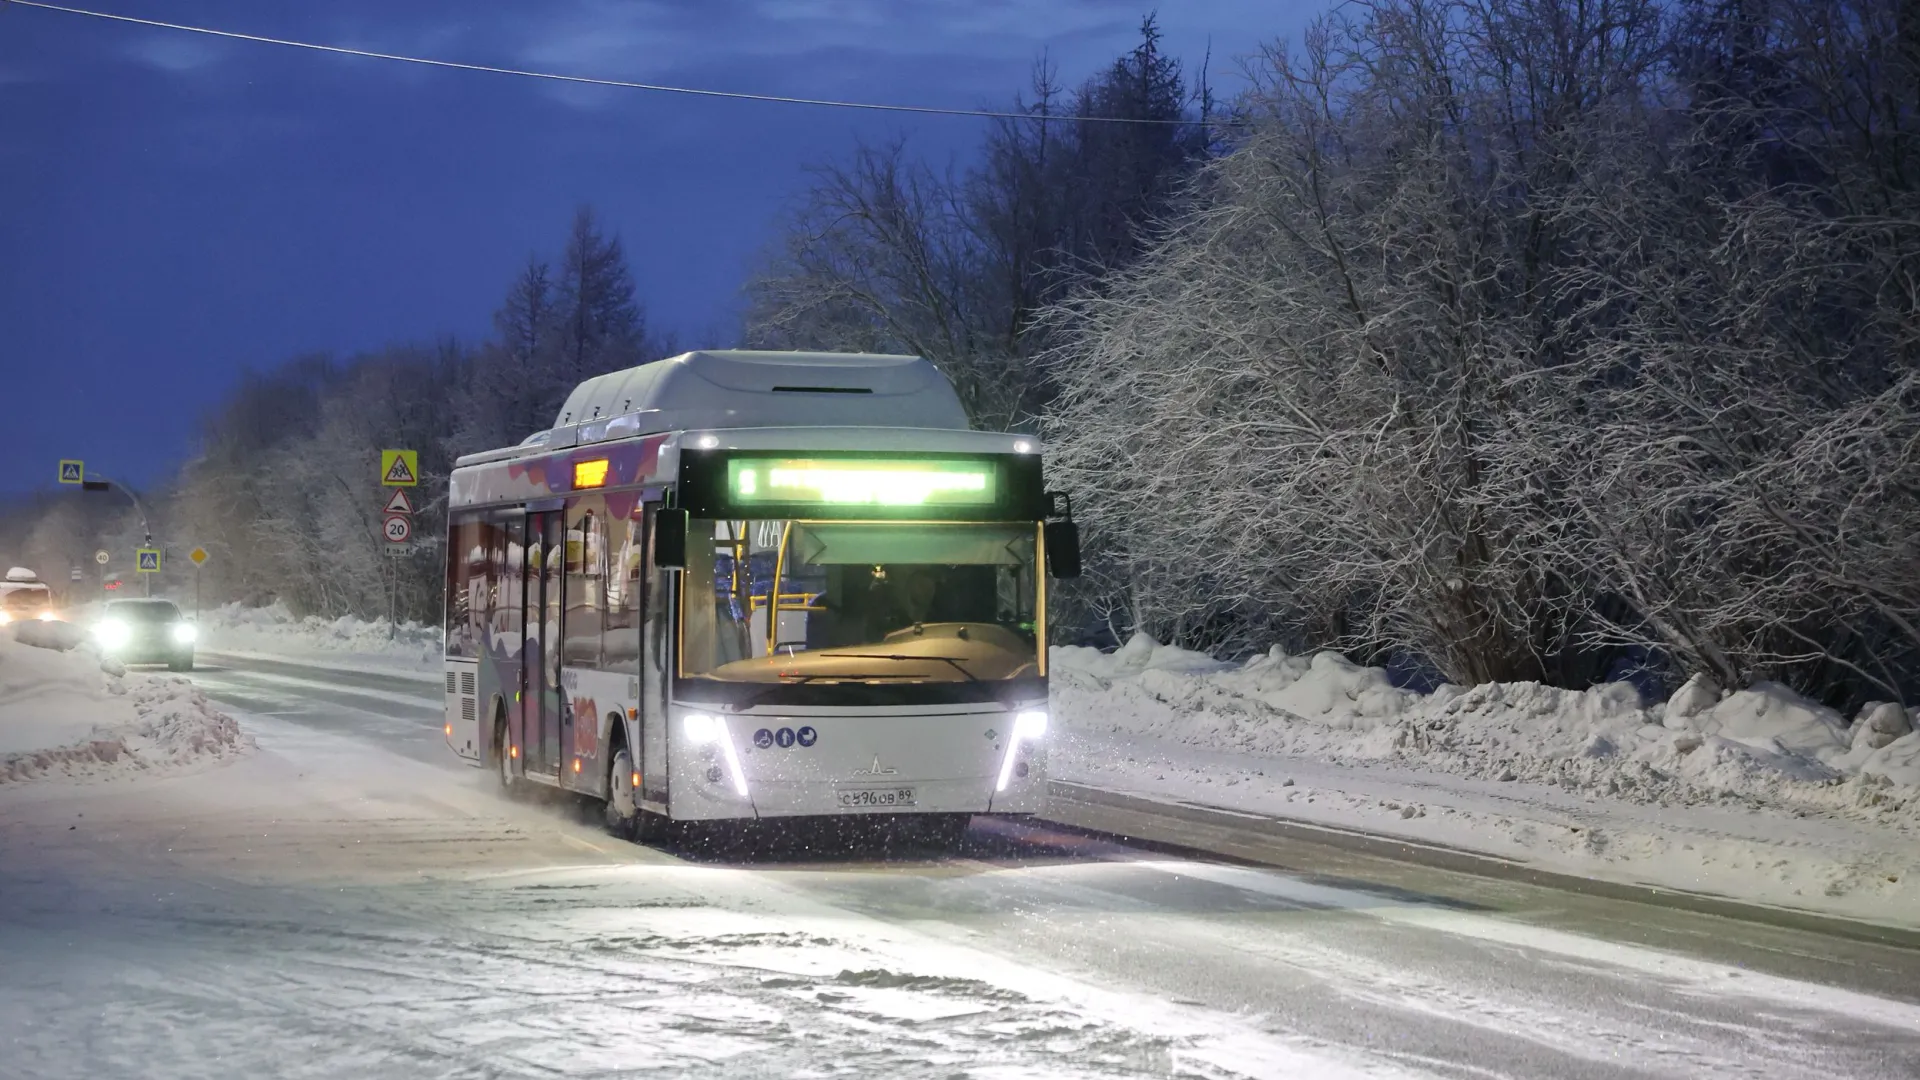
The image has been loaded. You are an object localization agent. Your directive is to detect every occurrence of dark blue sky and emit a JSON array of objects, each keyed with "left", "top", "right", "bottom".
[{"left": 1, "top": 1, "right": 1300, "bottom": 497}]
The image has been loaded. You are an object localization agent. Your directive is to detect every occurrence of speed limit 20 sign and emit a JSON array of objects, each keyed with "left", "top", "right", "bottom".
[{"left": 383, "top": 515, "right": 413, "bottom": 543}]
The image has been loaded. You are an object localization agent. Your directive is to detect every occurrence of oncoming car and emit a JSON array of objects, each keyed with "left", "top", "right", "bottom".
[{"left": 93, "top": 599, "right": 197, "bottom": 670}]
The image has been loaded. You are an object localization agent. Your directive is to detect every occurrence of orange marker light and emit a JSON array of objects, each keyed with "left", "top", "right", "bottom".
[
  {"left": 444, "top": 723, "right": 453, "bottom": 737},
  {"left": 572, "top": 759, "right": 582, "bottom": 774},
  {"left": 573, "top": 458, "right": 610, "bottom": 489},
  {"left": 631, "top": 771, "right": 641, "bottom": 787},
  {"left": 510, "top": 745, "right": 519, "bottom": 759}
]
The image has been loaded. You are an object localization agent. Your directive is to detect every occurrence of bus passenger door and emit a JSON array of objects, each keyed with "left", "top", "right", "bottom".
[
  {"left": 639, "top": 503, "right": 671, "bottom": 811},
  {"left": 522, "top": 510, "right": 566, "bottom": 777}
]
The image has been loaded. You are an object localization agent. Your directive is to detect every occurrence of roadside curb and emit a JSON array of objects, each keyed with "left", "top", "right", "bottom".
[
  {"left": 197, "top": 649, "right": 443, "bottom": 687},
  {"left": 1042, "top": 779, "right": 1920, "bottom": 950}
]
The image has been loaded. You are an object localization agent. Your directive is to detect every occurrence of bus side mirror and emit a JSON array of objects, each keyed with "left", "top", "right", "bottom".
[
  {"left": 654, "top": 509, "right": 688, "bottom": 569},
  {"left": 1044, "top": 520, "right": 1081, "bottom": 579}
]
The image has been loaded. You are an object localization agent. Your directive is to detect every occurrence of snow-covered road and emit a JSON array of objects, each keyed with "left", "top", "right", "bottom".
[{"left": 1, "top": 655, "right": 1916, "bottom": 1078}]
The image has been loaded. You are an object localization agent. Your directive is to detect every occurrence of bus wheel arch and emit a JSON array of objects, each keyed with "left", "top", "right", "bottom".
[
  {"left": 604, "top": 716, "right": 662, "bottom": 843},
  {"left": 604, "top": 717, "right": 637, "bottom": 832}
]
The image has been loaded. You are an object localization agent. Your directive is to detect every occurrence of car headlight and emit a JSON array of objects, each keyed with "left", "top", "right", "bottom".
[
  {"left": 996, "top": 709, "right": 1049, "bottom": 791},
  {"left": 171, "top": 623, "right": 197, "bottom": 644},
  {"left": 94, "top": 620, "right": 130, "bottom": 648},
  {"left": 682, "top": 713, "right": 749, "bottom": 797}
]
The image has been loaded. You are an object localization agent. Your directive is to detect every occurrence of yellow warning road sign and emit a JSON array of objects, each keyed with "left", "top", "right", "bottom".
[
  {"left": 381, "top": 449, "right": 419, "bottom": 487},
  {"left": 189, "top": 547, "right": 209, "bottom": 566},
  {"left": 58, "top": 460, "right": 84, "bottom": 484}
]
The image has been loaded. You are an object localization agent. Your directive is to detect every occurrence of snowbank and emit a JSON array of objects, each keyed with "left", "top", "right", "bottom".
[
  {"left": 0, "top": 637, "right": 251, "bottom": 784},
  {"left": 1052, "top": 636, "right": 1920, "bottom": 925},
  {"left": 197, "top": 601, "right": 440, "bottom": 674},
  {"left": 9, "top": 618, "right": 87, "bottom": 652},
  {"left": 1054, "top": 637, "right": 1919, "bottom": 818}
]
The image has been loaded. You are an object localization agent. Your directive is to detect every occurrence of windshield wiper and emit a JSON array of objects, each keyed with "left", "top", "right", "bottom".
[
  {"left": 820, "top": 653, "right": 981, "bottom": 684},
  {"left": 783, "top": 671, "right": 922, "bottom": 683}
]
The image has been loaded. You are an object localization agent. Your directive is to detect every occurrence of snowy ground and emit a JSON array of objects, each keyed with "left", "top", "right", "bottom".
[
  {"left": 176, "top": 604, "right": 1920, "bottom": 927},
  {"left": 1052, "top": 636, "right": 1920, "bottom": 928},
  {"left": 3, "top": 693, "right": 1918, "bottom": 1079},
  {"left": 196, "top": 600, "right": 441, "bottom": 675},
  {"left": 0, "top": 634, "right": 250, "bottom": 783}
]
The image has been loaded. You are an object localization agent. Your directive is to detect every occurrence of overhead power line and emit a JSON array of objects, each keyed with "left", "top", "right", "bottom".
[{"left": 12, "top": 0, "right": 1205, "bottom": 125}]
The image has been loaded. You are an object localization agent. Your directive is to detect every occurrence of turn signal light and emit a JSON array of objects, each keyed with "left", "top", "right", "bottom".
[{"left": 573, "top": 458, "right": 610, "bottom": 489}]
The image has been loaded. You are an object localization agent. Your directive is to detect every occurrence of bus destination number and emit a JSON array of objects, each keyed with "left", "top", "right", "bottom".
[
  {"left": 754, "top": 726, "right": 817, "bottom": 749},
  {"left": 836, "top": 786, "right": 916, "bottom": 809}
]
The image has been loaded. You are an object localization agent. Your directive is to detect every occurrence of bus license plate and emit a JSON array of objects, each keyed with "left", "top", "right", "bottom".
[{"left": 836, "top": 785, "right": 916, "bottom": 809}]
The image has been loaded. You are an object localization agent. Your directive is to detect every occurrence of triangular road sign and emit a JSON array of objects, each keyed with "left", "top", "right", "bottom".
[
  {"left": 383, "top": 488, "right": 415, "bottom": 515},
  {"left": 380, "top": 449, "right": 419, "bottom": 487}
]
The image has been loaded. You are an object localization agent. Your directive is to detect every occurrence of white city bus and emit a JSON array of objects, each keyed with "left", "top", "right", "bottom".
[{"left": 442, "top": 350, "right": 1080, "bottom": 842}]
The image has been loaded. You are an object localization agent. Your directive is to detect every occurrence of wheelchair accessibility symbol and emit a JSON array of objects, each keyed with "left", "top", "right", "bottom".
[{"left": 752, "top": 726, "right": 819, "bottom": 749}]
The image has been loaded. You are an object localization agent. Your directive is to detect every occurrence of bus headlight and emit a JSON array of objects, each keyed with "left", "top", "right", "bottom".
[
  {"left": 996, "top": 710, "right": 1048, "bottom": 791},
  {"left": 683, "top": 713, "right": 750, "bottom": 798},
  {"left": 37, "top": 611, "right": 56, "bottom": 622},
  {"left": 171, "top": 623, "right": 197, "bottom": 644},
  {"left": 94, "top": 620, "right": 130, "bottom": 649}
]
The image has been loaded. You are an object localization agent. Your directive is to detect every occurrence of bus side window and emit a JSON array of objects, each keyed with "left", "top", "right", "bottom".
[
  {"left": 487, "top": 515, "right": 515, "bottom": 639},
  {"left": 563, "top": 509, "right": 605, "bottom": 668},
  {"left": 445, "top": 515, "right": 482, "bottom": 659},
  {"left": 603, "top": 510, "right": 643, "bottom": 674}
]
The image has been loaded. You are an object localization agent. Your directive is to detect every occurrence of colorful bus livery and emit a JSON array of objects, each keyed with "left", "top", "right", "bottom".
[{"left": 442, "top": 350, "right": 1080, "bottom": 840}]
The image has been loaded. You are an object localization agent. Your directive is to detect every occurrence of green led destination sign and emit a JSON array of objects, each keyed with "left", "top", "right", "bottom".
[{"left": 726, "top": 457, "right": 998, "bottom": 508}]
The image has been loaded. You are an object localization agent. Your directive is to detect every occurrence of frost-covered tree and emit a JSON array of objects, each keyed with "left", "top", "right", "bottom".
[
  {"left": 1040, "top": 0, "right": 1920, "bottom": 708},
  {"left": 746, "top": 20, "right": 1212, "bottom": 430},
  {"left": 151, "top": 209, "right": 665, "bottom": 622}
]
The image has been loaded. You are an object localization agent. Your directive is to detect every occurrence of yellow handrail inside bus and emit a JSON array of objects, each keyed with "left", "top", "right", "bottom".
[{"left": 766, "top": 521, "right": 793, "bottom": 654}]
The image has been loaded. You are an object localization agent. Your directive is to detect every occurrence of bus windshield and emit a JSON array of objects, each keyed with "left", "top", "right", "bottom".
[{"left": 680, "top": 519, "right": 1040, "bottom": 685}]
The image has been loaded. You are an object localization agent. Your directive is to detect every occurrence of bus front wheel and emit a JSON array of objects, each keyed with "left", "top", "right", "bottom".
[
  {"left": 605, "top": 744, "right": 665, "bottom": 844},
  {"left": 494, "top": 711, "right": 518, "bottom": 796}
]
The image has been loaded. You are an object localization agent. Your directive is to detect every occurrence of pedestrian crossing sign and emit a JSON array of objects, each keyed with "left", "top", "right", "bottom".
[
  {"left": 58, "top": 460, "right": 84, "bottom": 484},
  {"left": 381, "top": 449, "right": 419, "bottom": 487},
  {"left": 136, "top": 548, "right": 161, "bottom": 573}
]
